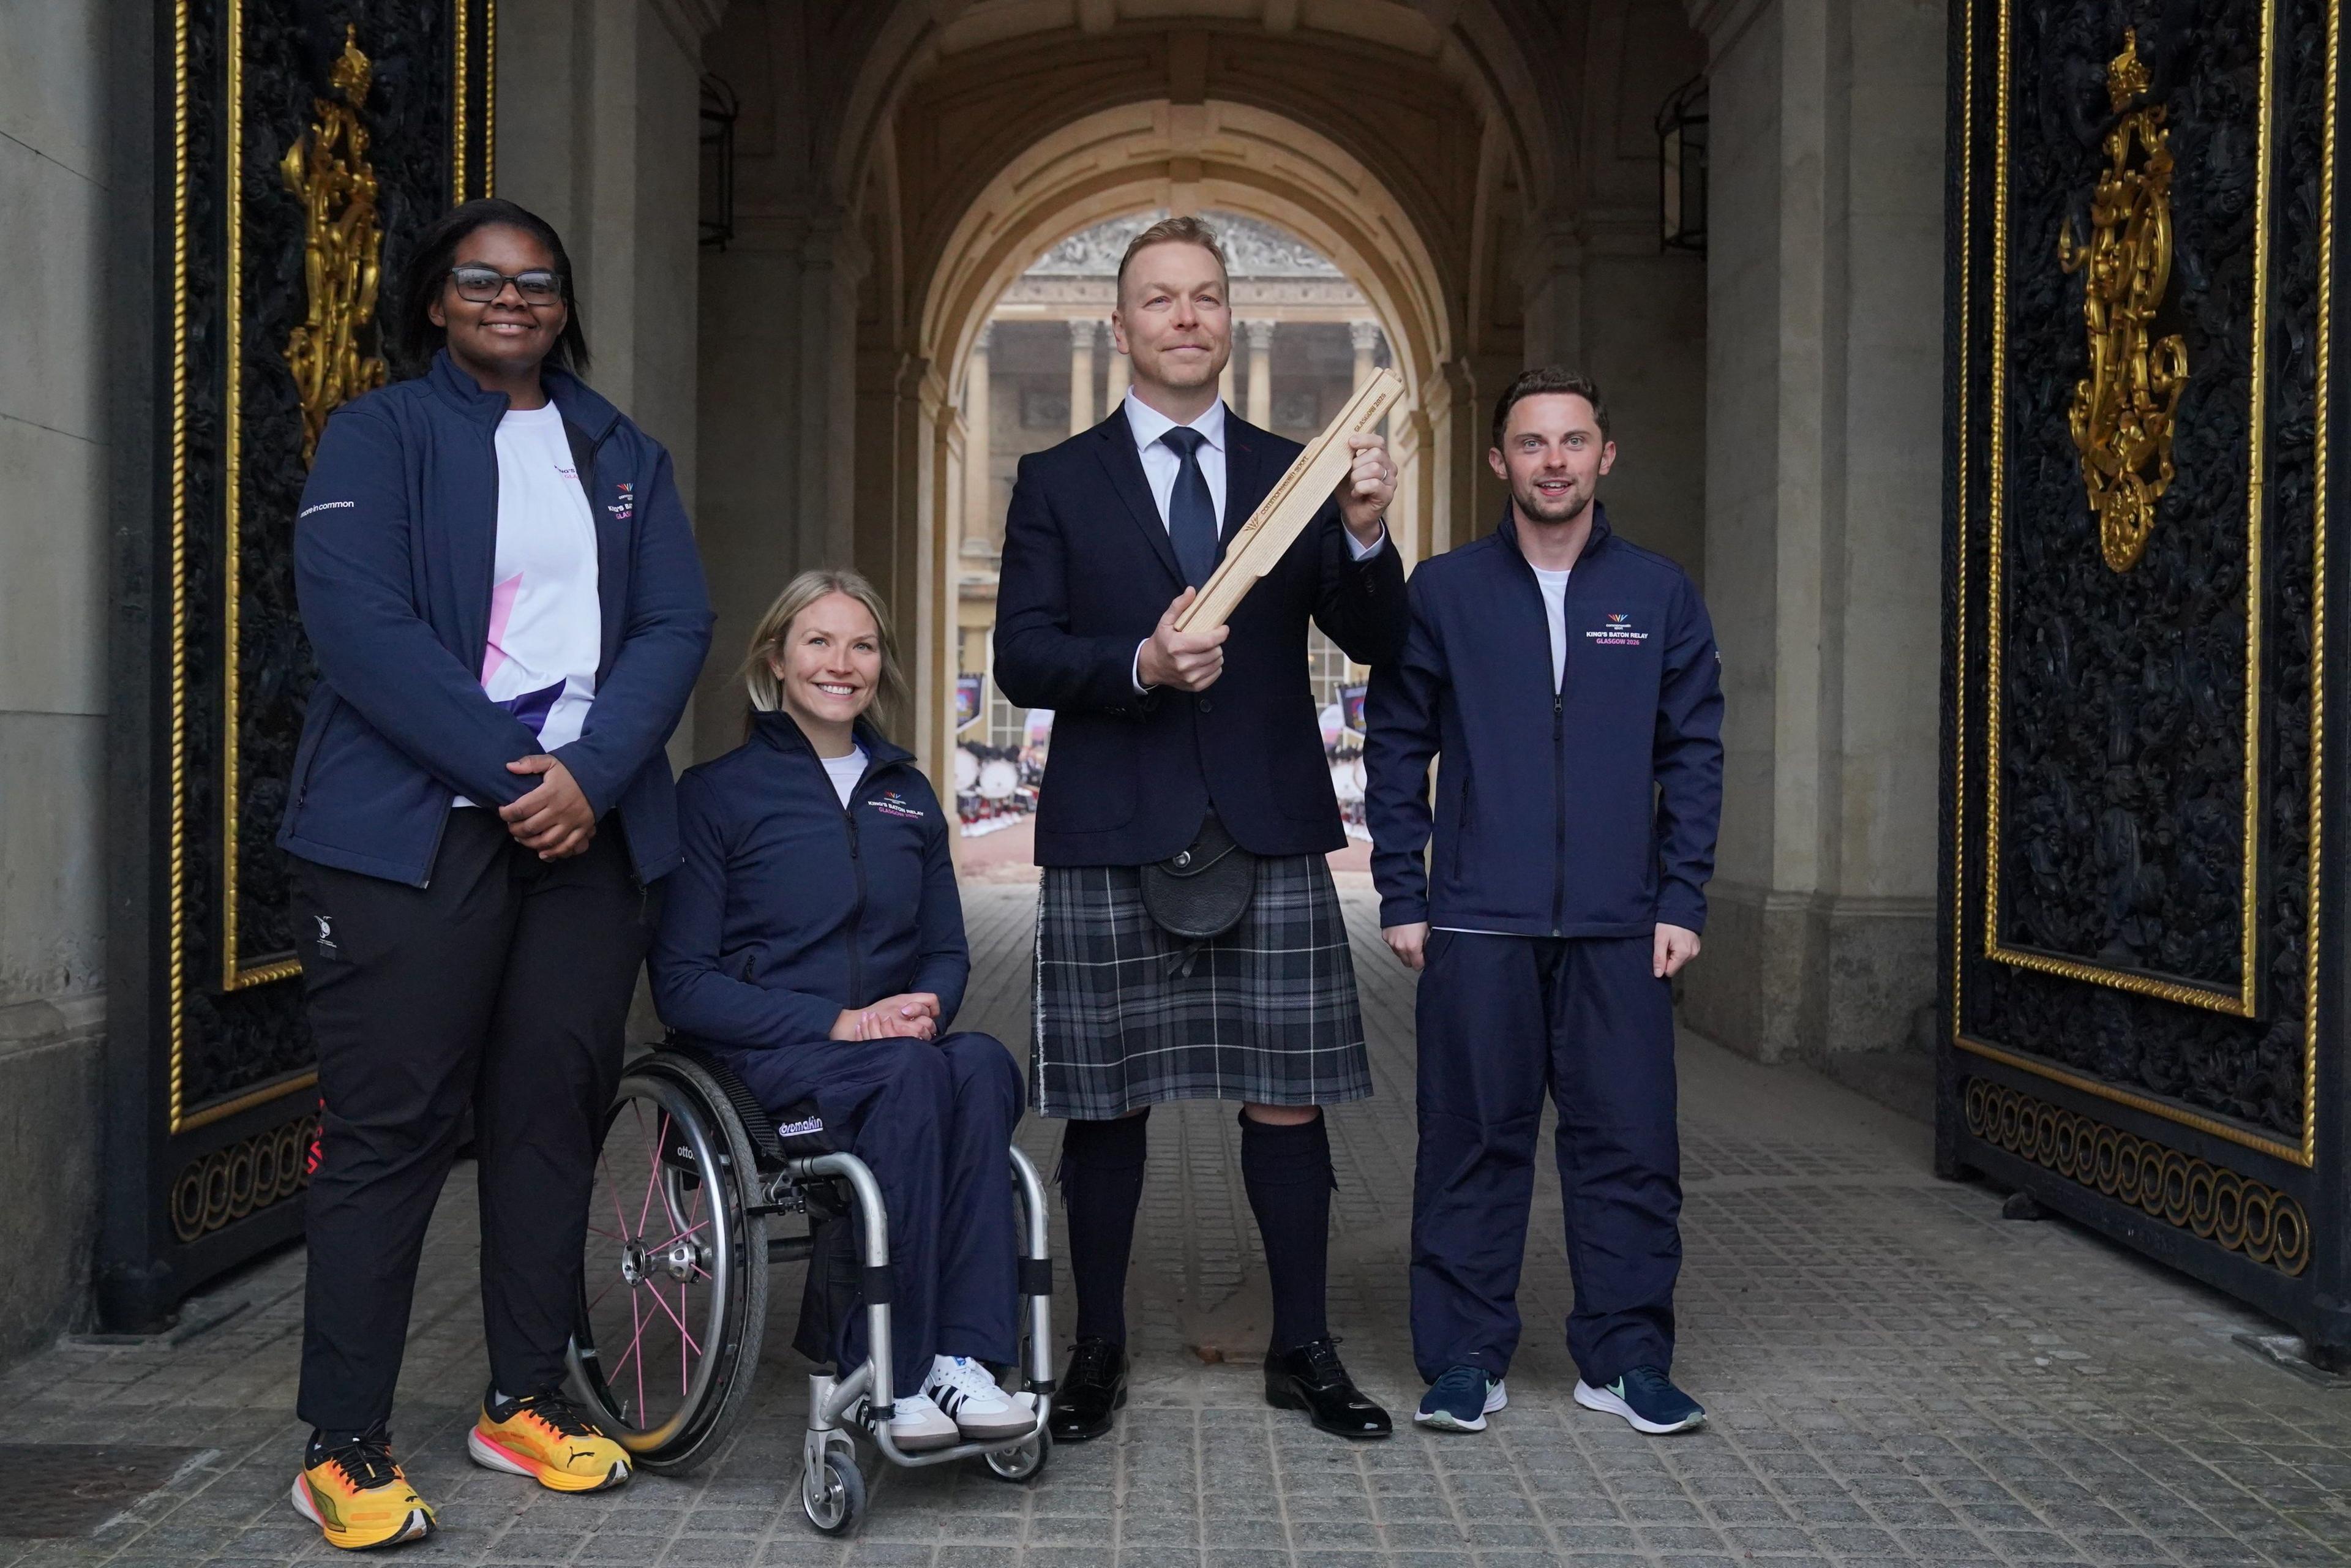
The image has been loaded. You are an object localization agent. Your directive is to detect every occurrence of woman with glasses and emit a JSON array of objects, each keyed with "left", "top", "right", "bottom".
[
  {"left": 650, "top": 571, "right": 1034, "bottom": 1457},
  {"left": 277, "top": 198, "right": 712, "bottom": 1551}
]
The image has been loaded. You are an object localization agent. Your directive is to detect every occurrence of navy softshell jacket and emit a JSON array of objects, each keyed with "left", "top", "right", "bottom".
[
  {"left": 278, "top": 351, "right": 714, "bottom": 887},
  {"left": 1365, "top": 505, "right": 1724, "bottom": 938},
  {"left": 649, "top": 713, "right": 969, "bottom": 1050}
]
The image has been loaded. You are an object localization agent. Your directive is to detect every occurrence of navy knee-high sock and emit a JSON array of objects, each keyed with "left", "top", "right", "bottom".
[
  {"left": 1058, "top": 1111, "right": 1149, "bottom": 1346},
  {"left": 1240, "top": 1110, "right": 1333, "bottom": 1354}
]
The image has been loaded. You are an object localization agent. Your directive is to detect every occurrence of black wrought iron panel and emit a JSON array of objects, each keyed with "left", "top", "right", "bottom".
[
  {"left": 1942, "top": 0, "right": 2347, "bottom": 1346},
  {"left": 102, "top": 0, "right": 494, "bottom": 1328}
]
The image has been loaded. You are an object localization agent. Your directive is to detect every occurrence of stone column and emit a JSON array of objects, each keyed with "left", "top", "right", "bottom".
[
  {"left": 1676, "top": 0, "right": 1946, "bottom": 1067},
  {"left": 1245, "top": 318, "right": 1275, "bottom": 427},
  {"left": 498, "top": 0, "right": 719, "bottom": 759},
  {"left": 694, "top": 214, "right": 866, "bottom": 756},
  {"left": 1104, "top": 338, "right": 1130, "bottom": 410},
  {"left": 963, "top": 321, "right": 995, "bottom": 551},
  {"left": 1349, "top": 319, "right": 1380, "bottom": 391},
  {"left": 1219, "top": 349, "right": 1237, "bottom": 410},
  {"left": 1067, "top": 318, "right": 1097, "bottom": 435}
]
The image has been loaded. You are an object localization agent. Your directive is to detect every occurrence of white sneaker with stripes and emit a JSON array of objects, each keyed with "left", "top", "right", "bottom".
[{"left": 924, "top": 1356, "right": 1035, "bottom": 1440}]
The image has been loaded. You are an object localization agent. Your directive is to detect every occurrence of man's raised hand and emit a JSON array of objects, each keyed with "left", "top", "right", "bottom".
[
  {"left": 1138, "top": 586, "right": 1230, "bottom": 691},
  {"left": 1336, "top": 433, "right": 1396, "bottom": 543}
]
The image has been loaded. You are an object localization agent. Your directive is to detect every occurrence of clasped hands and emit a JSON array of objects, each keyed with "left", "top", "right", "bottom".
[
  {"left": 1138, "top": 434, "right": 1395, "bottom": 694},
  {"left": 831, "top": 992, "right": 942, "bottom": 1042},
  {"left": 500, "top": 754, "right": 596, "bottom": 860}
]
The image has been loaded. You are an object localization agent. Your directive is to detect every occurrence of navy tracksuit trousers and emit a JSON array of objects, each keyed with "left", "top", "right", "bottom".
[
  {"left": 1411, "top": 931, "right": 1681, "bottom": 1386},
  {"left": 723, "top": 1031, "right": 1024, "bottom": 1398}
]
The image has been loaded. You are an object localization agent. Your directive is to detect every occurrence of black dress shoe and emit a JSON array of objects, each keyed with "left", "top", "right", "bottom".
[
  {"left": 1048, "top": 1336, "right": 1128, "bottom": 1442},
  {"left": 1264, "top": 1337, "right": 1392, "bottom": 1439}
]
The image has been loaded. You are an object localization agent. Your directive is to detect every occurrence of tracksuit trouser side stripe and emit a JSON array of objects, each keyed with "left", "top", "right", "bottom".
[{"left": 1410, "top": 929, "right": 1682, "bottom": 1387}]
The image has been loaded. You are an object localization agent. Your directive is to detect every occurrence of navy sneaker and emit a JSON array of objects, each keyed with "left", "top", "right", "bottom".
[
  {"left": 1413, "top": 1365, "right": 1507, "bottom": 1433},
  {"left": 1573, "top": 1367, "right": 1704, "bottom": 1433}
]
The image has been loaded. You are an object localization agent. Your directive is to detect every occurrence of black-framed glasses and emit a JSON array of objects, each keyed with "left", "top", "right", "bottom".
[{"left": 448, "top": 264, "right": 563, "bottom": 304}]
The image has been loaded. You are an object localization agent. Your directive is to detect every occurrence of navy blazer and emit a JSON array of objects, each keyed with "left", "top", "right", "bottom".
[
  {"left": 1364, "top": 505, "right": 1723, "bottom": 937},
  {"left": 992, "top": 406, "right": 1408, "bottom": 866},
  {"left": 650, "top": 713, "right": 968, "bottom": 1050},
  {"left": 279, "top": 351, "right": 714, "bottom": 885}
]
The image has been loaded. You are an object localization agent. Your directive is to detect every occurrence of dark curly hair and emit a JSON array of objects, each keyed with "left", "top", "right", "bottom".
[{"left": 384, "top": 198, "right": 591, "bottom": 380}]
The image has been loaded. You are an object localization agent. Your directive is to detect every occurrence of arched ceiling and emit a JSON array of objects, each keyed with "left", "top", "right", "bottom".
[
  {"left": 828, "top": 0, "right": 1580, "bottom": 222},
  {"left": 917, "top": 100, "right": 1453, "bottom": 403}
]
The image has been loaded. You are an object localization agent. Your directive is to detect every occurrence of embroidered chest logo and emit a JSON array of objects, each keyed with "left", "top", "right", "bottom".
[
  {"left": 866, "top": 791, "right": 925, "bottom": 821},
  {"left": 606, "top": 481, "right": 634, "bottom": 522},
  {"left": 313, "top": 913, "right": 340, "bottom": 961},
  {"left": 1585, "top": 612, "right": 1649, "bottom": 647}
]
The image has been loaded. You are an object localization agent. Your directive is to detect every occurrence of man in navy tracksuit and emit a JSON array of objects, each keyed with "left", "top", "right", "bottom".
[{"left": 1365, "top": 367, "right": 1722, "bottom": 1436}]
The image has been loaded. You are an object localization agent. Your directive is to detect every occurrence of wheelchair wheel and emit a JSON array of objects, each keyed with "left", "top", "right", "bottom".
[
  {"left": 803, "top": 1447, "right": 864, "bottom": 1534},
  {"left": 568, "top": 1058, "right": 767, "bottom": 1472},
  {"left": 983, "top": 1425, "right": 1051, "bottom": 1484}
]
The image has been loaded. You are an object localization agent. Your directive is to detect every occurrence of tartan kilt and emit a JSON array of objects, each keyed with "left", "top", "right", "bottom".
[{"left": 1030, "top": 852, "right": 1373, "bottom": 1120}]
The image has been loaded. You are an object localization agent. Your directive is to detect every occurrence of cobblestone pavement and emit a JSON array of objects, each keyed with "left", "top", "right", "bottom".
[{"left": 9, "top": 883, "right": 2351, "bottom": 1567}]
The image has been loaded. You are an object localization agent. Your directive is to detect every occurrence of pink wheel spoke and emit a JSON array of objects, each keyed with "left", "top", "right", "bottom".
[
  {"left": 643, "top": 1217, "right": 711, "bottom": 1252},
  {"left": 629, "top": 1282, "right": 647, "bottom": 1422},
  {"left": 636, "top": 1112, "right": 667, "bottom": 1236},
  {"left": 642, "top": 1275, "right": 705, "bottom": 1356},
  {"left": 588, "top": 1275, "right": 620, "bottom": 1315},
  {"left": 585, "top": 1223, "right": 622, "bottom": 1241},
  {"left": 679, "top": 1281, "right": 690, "bottom": 1395}
]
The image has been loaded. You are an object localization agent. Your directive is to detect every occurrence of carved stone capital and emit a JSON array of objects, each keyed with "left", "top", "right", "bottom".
[{"left": 1244, "top": 318, "right": 1277, "bottom": 350}]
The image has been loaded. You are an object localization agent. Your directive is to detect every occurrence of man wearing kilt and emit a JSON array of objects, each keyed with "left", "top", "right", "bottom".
[{"left": 994, "top": 216, "right": 1408, "bottom": 1442}]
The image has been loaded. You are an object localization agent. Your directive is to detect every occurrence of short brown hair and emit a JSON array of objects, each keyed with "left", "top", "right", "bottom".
[
  {"left": 1116, "top": 216, "right": 1231, "bottom": 300},
  {"left": 1490, "top": 366, "right": 1610, "bottom": 452}
]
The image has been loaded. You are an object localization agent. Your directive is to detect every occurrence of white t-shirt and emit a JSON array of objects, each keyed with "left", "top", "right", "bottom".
[
  {"left": 821, "top": 746, "right": 869, "bottom": 809},
  {"left": 456, "top": 403, "right": 602, "bottom": 807},
  {"left": 1532, "top": 566, "right": 1571, "bottom": 693}
]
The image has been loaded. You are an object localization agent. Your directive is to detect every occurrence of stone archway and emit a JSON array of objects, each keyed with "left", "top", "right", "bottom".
[{"left": 860, "top": 97, "right": 1497, "bottom": 787}]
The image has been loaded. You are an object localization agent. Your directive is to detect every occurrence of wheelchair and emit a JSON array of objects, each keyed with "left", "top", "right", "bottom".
[{"left": 564, "top": 1041, "right": 1056, "bottom": 1534}]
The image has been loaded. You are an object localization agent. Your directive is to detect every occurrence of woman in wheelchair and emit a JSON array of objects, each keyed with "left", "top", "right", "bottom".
[{"left": 648, "top": 569, "right": 1031, "bottom": 1454}]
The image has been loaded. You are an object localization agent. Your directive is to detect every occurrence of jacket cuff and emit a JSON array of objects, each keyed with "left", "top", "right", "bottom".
[
  {"left": 1655, "top": 891, "right": 1708, "bottom": 935},
  {"left": 549, "top": 741, "right": 616, "bottom": 819},
  {"left": 1378, "top": 892, "right": 1429, "bottom": 928}
]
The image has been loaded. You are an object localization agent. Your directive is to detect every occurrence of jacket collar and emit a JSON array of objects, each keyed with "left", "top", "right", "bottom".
[
  {"left": 426, "top": 348, "right": 623, "bottom": 443},
  {"left": 751, "top": 709, "right": 914, "bottom": 774},
  {"left": 1496, "top": 499, "right": 1613, "bottom": 570}
]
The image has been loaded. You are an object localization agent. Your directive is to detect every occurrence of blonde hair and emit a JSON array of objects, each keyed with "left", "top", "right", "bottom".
[
  {"left": 740, "top": 569, "right": 910, "bottom": 738},
  {"left": 1115, "top": 215, "right": 1230, "bottom": 301}
]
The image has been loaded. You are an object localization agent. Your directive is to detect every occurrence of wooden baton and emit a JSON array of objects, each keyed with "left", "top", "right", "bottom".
[{"left": 1173, "top": 366, "right": 1406, "bottom": 634}]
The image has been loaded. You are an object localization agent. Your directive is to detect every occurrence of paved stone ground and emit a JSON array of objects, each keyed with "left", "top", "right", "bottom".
[{"left": 7, "top": 883, "right": 2351, "bottom": 1567}]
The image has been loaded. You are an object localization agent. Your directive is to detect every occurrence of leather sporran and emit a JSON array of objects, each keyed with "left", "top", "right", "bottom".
[{"left": 1140, "top": 814, "right": 1258, "bottom": 940}]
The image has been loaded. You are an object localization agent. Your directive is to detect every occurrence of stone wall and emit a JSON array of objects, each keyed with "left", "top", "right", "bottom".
[
  {"left": 1678, "top": 0, "right": 1946, "bottom": 1067},
  {"left": 497, "top": 0, "right": 716, "bottom": 768},
  {"left": 0, "top": 0, "right": 138, "bottom": 1357}
]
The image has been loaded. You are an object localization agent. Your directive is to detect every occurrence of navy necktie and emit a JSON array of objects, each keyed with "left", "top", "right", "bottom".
[{"left": 1159, "top": 426, "right": 1219, "bottom": 588}]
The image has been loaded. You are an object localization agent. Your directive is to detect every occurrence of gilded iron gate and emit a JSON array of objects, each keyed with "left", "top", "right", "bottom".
[
  {"left": 100, "top": 0, "right": 495, "bottom": 1329},
  {"left": 1942, "top": 0, "right": 2348, "bottom": 1348}
]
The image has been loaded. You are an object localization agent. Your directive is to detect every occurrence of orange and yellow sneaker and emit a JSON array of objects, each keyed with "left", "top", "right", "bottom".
[
  {"left": 290, "top": 1428, "right": 436, "bottom": 1550},
  {"left": 467, "top": 1388, "right": 632, "bottom": 1492}
]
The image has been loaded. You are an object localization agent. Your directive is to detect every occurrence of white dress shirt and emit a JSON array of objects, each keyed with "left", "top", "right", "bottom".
[{"left": 1120, "top": 389, "right": 1384, "bottom": 690}]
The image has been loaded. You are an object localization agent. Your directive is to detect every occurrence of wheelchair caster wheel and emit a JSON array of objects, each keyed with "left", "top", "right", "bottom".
[
  {"left": 983, "top": 1427, "right": 1051, "bottom": 1484},
  {"left": 803, "top": 1449, "right": 864, "bottom": 1534}
]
